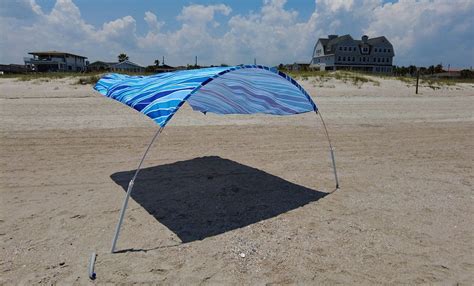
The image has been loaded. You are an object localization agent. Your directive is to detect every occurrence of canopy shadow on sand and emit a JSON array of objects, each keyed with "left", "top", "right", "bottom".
[{"left": 110, "top": 156, "right": 327, "bottom": 243}]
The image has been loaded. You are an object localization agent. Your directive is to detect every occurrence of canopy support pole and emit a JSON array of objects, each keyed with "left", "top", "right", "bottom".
[
  {"left": 316, "top": 110, "right": 339, "bottom": 189},
  {"left": 111, "top": 127, "right": 164, "bottom": 253}
]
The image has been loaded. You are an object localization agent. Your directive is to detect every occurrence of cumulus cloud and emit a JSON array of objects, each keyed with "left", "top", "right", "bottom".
[
  {"left": 318, "top": 0, "right": 355, "bottom": 12},
  {"left": 0, "top": 0, "right": 472, "bottom": 67},
  {"left": 364, "top": 0, "right": 474, "bottom": 65},
  {"left": 144, "top": 11, "right": 164, "bottom": 33},
  {"left": 177, "top": 4, "right": 231, "bottom": 25}
]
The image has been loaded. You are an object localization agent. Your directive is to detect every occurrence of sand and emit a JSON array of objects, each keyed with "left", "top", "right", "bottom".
[{"left": 0, "top": 76, "right": 473, "bottom": 284}]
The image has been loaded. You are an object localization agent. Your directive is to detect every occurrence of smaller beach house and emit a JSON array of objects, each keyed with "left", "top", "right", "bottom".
[
  {"left": 24, "top": 51, "right": 87, "bottom": 72},
  {"left": 88, "top": 60, "right": 145, "bottom": 73}
]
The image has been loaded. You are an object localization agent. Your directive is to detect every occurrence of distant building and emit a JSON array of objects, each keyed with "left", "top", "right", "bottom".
[
  {"left": 24, "top": 51, "right": 87, "bottom": 72},
  {"left": 310, "top": 34, "right": 395, "bottom": 73},
  {"left": 151, "top": 64, "right": 177, "bottom": 73},
  {"left": 284, "top": 62, "right": 310, "bottom": 71},
  {"left": 88, "top": 60, "right": 145, "bottom": 73},
  {"left": 0, "top": 64, "right": 28, "bottom": 74}
]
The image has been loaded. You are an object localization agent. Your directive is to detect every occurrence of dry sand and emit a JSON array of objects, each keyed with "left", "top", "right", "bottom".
[{"left": 0, "top": 76, "right": 473, "bottom": 284}]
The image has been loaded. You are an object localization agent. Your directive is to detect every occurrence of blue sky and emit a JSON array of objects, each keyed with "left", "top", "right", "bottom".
[{"left": 1, "top": 0, "right": 473, "bottom": 67}]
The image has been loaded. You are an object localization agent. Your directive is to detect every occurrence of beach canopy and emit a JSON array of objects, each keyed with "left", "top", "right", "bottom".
[
  {"left": 91, "top": 65, "right": 337, "bottom": 258},
  {"left": 94, "top": 65, "right": 317, "bottom": 127}
]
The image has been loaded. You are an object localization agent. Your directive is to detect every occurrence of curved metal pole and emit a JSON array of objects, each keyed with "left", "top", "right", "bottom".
[
  {"left": 315, "top": 110, "right": 339, "bottom": 189},
  {"left": 111, "top": 127, "right": 164, "bottom": 253}
]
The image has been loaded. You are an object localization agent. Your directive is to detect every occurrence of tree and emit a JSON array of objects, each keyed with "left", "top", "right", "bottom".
[
  {"left": 460, "top": 69, "right": 473, "bottom": 79},
  {"left": 154, "top": 59, "right": 160, "bottom": 66},
  {"left": 118, "top": 53, "right": 129, "bottom": 62},
  {"left": 434, "top": 64, "right": 444, "bottom": 73},
  {"left": 408, "top": 65, "right": 417, "bottom": 75},
  {"left": 427, "top": 65, "right": 435, "bottom": 75}
]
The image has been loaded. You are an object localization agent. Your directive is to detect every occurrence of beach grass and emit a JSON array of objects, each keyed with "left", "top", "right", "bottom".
[
  {"left": 284, "top": 69, "right": 474, "bottom": 87},
  {"left": 286, "top": 70, "right": 381, "bottom": 87}
]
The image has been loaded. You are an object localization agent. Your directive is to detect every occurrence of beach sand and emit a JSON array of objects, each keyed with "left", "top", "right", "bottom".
[{"left": 0, "top": 76, "right": 473, "bottom": 284}]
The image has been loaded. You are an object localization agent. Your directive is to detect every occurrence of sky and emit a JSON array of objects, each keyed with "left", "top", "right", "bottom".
[{"left": 0, "top": 0, "right": 473, "bottom": 68}]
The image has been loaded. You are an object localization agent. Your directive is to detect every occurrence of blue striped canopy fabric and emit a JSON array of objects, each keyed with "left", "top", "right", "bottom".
[{"left": 94, "top": 65, "right": 317, "bottom": 127}]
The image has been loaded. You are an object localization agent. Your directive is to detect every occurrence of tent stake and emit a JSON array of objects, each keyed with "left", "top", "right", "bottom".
[
  {"left": 111, "top": 127, "right": 164, "bottom": 253},
  {"left": 316, "top": 111, "right": 339, "bottom": 189}
]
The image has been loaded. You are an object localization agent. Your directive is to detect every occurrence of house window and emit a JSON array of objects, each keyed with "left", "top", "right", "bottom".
[
  {"left": 374, "top": 48, "right": 378, "bottom": 52},
  {"left": 338, "top": 56, "right": 341, "bottom": 61},
  {"left": 359, "top": 57, "right": 362, "bottom": 61},
  {"left": 352, "top": 57, "right": 355, "bottom": 61},
  {"left": 344, "top": 47, "right": 347, "bottom": 51},
  {"left": 384, "top": 49, "right": 387, "bottom": 52},
  {"left": 388, "top": 49, "right": 391, "bottom": 53},
  {"left": 363, "top": 47, "right": 368, "bottom": 52},
  {"left": 343, "top": 57, "right": 346, "bottom": 61},
  {"left": 373, "top": 58, "right": 376, "bottom": 62}
]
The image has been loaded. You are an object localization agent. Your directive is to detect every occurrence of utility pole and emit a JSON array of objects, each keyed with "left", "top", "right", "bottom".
[
  {"left": 195, "top": 56, "right": 198, "bottom": 67},
  {"left": 162, "top": 56, "right": 164, "bottom": 65},
  {"left": 415, "top": 68, "right": 420, "bottom": 94}
]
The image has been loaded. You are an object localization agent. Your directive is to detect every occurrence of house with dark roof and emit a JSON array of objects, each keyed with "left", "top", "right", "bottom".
[
  {"left": 24, "top": 51, "right": 88, "bottom": 72},
  {"left": 88, "top": 60, "right": 145, "bottom": 73},
  {"left": 310, "top": 35, "right": 395, "bottom": 73},
  {"left": 145, "top": 64, "right": 177, "bottom": 73}
]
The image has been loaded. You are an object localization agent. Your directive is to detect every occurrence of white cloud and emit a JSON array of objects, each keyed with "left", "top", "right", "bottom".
[
  {"left": 0, "top": 0, "right": 472, "bottom": 67},
  {"left": 144, "top": 11, "right": 164, "bottom": 33},
  {"left": 364, "top": 0, "right": 474, "bottom": 65},
  {"left": 177, "top": 4, "right": 231, "bottom": 25},
  {"left": 317, "top": 0, "right": 355, "bottom": 12}
]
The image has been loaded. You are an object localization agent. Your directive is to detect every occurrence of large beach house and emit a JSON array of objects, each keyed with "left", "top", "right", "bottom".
[
  {"left": 310, "top": 34, "right": 394, "bottom": 73},
  {"left": 24, "top": 51, "right": 88, "bottom": 72}
]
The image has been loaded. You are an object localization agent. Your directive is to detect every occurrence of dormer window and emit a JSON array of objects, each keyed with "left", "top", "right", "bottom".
[{"left": 363, "top": 47, "right": 368, "bottom": 53}]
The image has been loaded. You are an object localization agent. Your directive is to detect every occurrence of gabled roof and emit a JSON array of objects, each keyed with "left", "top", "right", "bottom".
[
  {"left": 89, "top": 60, "right": 144, "bottom": 68},
  {"left": 111, "top": 60, "right": 144, "bottom": 68},
  {"left": 29, "top": 51, "right": 87, "bottom": 58},
  {"left": 158, "top": 64, "right": 175, "bottom": 69},
  {"left": 318, "top": 34, "right": 353, "bottom": 54},
  {"left": 366, "top": 36, "right": 392, "bottom": 46},
  {"left": 316, "top": 34, "right": 393, "bottom": 55}
]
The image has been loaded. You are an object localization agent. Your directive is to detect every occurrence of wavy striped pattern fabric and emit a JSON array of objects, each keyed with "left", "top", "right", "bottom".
[{"left": 94, "top": 65, "right": 317, "bottom": 127}]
